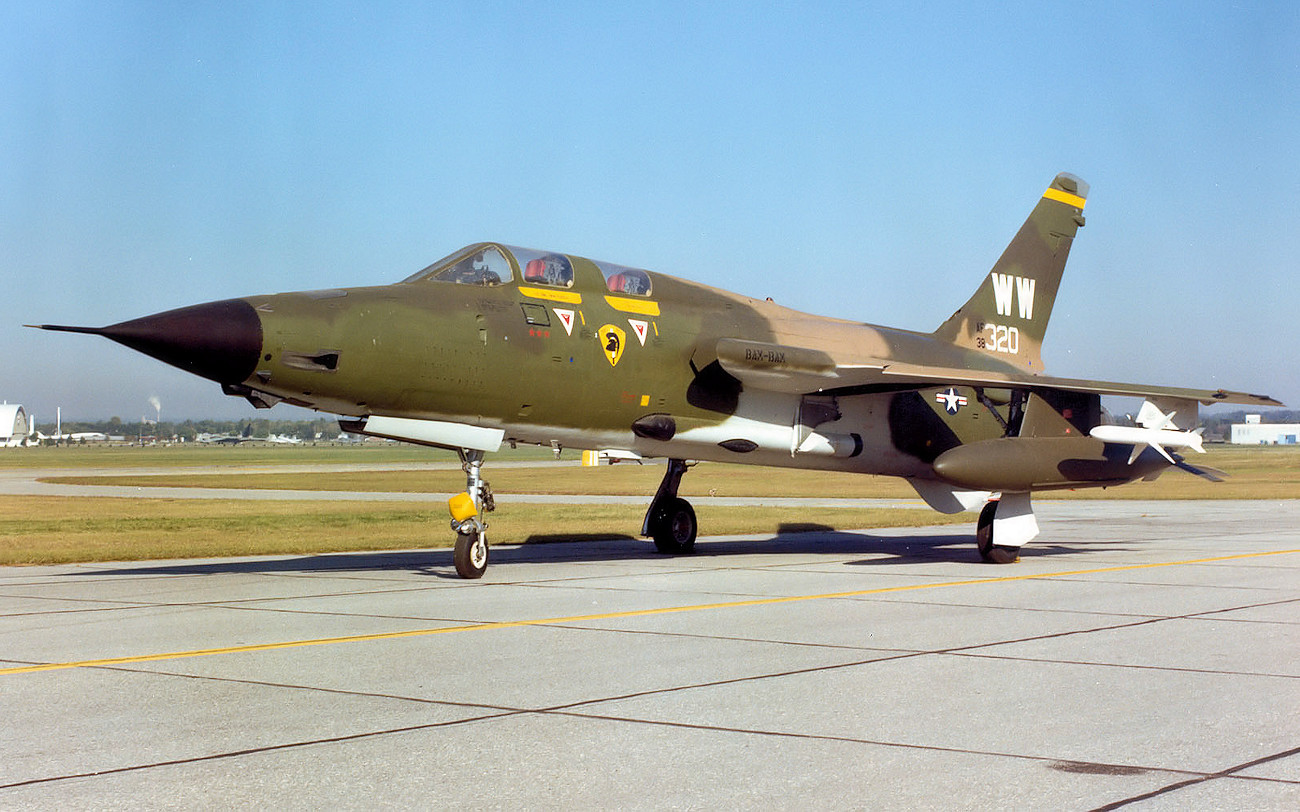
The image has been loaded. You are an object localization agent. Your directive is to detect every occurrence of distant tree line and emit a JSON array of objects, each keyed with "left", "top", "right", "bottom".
[
  {"left": 33, "top": 409, "right": 1299, "bottom": 445},
  {"left": 32, "top": 416, "right": 345, "bottom": 443}
]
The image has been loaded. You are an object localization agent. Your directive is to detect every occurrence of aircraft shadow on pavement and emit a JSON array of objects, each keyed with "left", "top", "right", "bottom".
[{"left": 71, "top": 526, "right": 1110, "bottom": 579}]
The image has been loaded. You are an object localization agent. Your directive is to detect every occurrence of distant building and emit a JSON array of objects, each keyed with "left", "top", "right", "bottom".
[
  {"left": 0, "top": 403, "right": 31, "bottom": 447},
  {"left": 1231, "top": 416, "right": 1300, "bottom": 445}
]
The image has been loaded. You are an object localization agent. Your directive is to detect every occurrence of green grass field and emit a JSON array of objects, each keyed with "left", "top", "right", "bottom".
[
  {"left": 2, "top": 444, "right": 1295, "bottom": 565},
  {"left": 0, "top": 497, "right": 965, "bottom": 565},
  {"left": 0, "top": 442, "right": 500, "bottom": 469},
  {"left": 31, "top": 444, "right": 1300, "bottom": 500}
]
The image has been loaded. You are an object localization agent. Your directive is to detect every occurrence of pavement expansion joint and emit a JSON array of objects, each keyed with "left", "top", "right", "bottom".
[
  {"left": 546, "top": 621, "right": 903, "bottom": 653},
  {"left": 0, "top": 710, "right": 528, "bottom": 792},
  {"left": 953, "top": 650, "right": 1298, "bottom": 680},
  {"left": 3, "top": 511, "right": 1296, "bottom": 807},
  {"left": 4, "top": 548, "right": 1296, "bottom": 678},
  {"left": 1090, "top": 745, "right": 1300, "bottom": 810},
  {"left": 541, "top": 708, "right": 1214, "bottom": 787}
]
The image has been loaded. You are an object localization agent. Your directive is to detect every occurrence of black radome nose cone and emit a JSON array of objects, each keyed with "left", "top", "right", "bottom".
[{"left": 37, "top": 299, "right": 262, "bottom": 385}]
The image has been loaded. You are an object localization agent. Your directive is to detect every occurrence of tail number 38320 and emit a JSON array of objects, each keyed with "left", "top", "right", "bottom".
[{"left": 976, "top": 323, "right": 1019, "bottom": 355}]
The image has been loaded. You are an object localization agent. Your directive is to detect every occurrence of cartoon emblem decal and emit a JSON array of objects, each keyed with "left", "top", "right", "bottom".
[
  {"left": 598, "top": 323, "right": 626, "bottom": 367},
  {"left": 936, "top": 387, "right": 968, "bottom": 415}
]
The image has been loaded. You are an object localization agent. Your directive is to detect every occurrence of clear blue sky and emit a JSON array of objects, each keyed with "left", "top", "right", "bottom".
[{"left": 3, "top": 1, "right": 1296, "bottom": 421}]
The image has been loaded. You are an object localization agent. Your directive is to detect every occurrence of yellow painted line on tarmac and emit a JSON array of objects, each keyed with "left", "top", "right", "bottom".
[{"left": 2, "top": 548, "right": 1294, "bottom": 677}]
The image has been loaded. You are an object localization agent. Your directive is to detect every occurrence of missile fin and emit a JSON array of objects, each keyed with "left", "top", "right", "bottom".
[
  {"left": 1148, "top": 442, "right": 1176, "bottom": 465},
  {"left": 1127, "top": 443, "right": 1144, "bottom": 465}
]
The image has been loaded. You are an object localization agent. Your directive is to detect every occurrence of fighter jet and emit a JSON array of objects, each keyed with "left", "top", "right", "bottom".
[{"left": 34, "top": 174, "right": 1281, "bottom": 577}]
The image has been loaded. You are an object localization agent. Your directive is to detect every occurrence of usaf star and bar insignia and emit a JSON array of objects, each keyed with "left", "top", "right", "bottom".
[{"left": 936, "top": 387, "right": 968, "bottom": 415}]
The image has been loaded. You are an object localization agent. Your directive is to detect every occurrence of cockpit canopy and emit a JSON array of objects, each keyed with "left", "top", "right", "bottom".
[
  {"left": 403, "top": 243, "right": 653, "bottom": 296},
  {"left": 516, "top": 247, "right": 574, "bottom": 288},
  {"left": 404, "top": 244, "right": 514, "bottom": 286}
]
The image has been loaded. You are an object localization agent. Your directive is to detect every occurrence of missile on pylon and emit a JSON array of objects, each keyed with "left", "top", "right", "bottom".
[{"left": 1087, "top": 424, "right": 1206, "bottom": 464}]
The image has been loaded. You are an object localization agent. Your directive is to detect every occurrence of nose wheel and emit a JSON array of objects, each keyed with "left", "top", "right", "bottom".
[
  {"left": 449, "top": 450, "right": 495, "bottom": 579},
  {"left": 454, "top": 529, "right": 489, "bottom": 579}
]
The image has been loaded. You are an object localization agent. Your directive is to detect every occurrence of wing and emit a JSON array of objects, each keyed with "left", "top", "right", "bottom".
[{"left": 715, "top": 338, "right": 1282, "bottom": 407}]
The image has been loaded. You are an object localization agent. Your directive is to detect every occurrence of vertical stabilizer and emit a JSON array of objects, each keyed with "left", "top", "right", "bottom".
[{"left": 933, "top": 173, "right": 1088, "bottom": 373}]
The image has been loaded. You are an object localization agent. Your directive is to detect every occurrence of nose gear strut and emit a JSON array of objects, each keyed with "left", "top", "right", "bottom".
[{"left": 450, "top": 449, "right": 494, "bottom": 578}]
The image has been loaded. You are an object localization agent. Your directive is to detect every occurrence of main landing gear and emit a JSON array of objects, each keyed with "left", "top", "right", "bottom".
[
  {"left": 975, "top": 501, "right": 1018, "bottom": 564},
  {"left": 975, "top": 492, "right": 1038, "bottom": 564},
  {"left": 642, "top": 458, "right": 697, "bottom": 554},
  {"left": 449, "top": 450, "right": 495, "bottom": 579}
]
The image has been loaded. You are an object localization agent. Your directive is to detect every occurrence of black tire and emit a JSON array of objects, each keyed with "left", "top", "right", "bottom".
[
  {"left": 651, "top": 497, "right": 697, "bottom": 554},
  {"left": 454, "top": 530, "right": 488, "bottom": 579},
  {"left": 975, "top": 500, "right": 1019, "bottom": 564}
]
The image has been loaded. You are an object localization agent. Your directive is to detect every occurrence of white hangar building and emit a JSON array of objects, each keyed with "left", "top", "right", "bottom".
[
  {"left": 0, "top": 403, "right": 31, "bottom": 447},
  {"left": 1231, "top": 415, "right": 1300, "bottom": 445}
]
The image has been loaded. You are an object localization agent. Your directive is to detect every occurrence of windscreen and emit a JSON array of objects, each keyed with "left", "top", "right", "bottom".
[{"left": 403, "top": 244, "right": 513, "bottom": 286}]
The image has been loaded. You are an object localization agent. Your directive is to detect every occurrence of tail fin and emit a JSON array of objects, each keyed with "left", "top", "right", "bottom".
[{"left": 932, "top": 173, "right": 1088, "bottom": 373}]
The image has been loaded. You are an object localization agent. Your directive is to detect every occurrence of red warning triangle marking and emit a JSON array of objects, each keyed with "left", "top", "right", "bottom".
[
  {"left": 554, "top": 308, "right": 575, "bottom": 336},
  {"left": 628, "top": 318, "right": 648, "bottom": 346}
]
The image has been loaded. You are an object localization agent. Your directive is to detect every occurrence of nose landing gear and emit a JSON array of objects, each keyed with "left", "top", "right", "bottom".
[{"left": 450, "top": 450, "right": 495, "bottom": 578}]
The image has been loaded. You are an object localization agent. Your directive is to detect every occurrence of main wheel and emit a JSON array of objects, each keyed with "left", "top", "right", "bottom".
[
  {"left": 454, "top": 530, "right": 488, "bottom": 579},
  {"left": 650, "top": 497, "right": 697, "bottom": 554},
  {"left": 976, "top": 501, "right": 1019, "bottom": 564}
]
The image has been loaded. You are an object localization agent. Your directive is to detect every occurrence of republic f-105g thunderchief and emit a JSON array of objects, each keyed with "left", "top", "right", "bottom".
[{"left": 36, "top": 173, "right": 1281, "bottom": 578}]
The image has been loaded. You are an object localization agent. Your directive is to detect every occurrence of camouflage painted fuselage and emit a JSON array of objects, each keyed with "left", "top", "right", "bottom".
[
  {"left": 243, "top": 261, "right": 1015, "bottom": 481},
  {"left": 39, "top": 173, "right": 1279, "bottom": 508}
]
